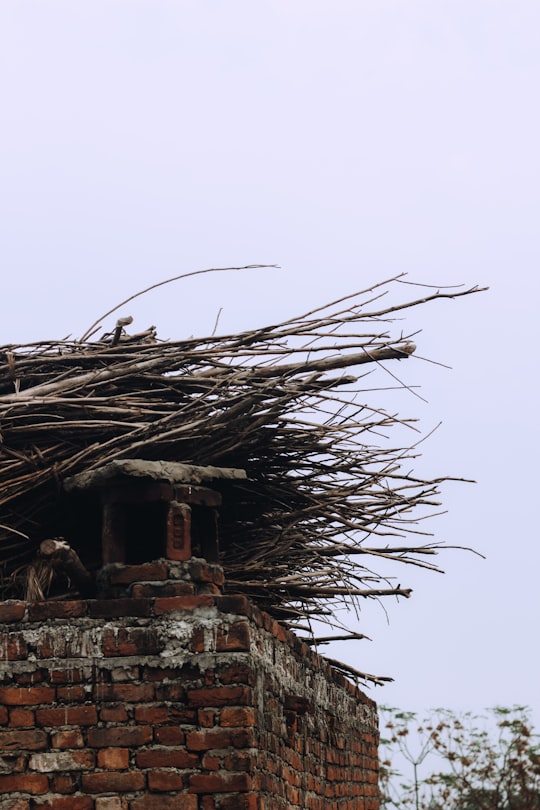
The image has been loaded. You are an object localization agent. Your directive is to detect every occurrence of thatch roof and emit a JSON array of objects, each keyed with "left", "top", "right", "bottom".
[{"left": 0, "top": 271, "right": 483, "bottom": 649}]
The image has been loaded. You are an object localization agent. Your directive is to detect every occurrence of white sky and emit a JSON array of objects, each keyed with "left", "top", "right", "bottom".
[{"left": 1, "top": 2, "right": 539, "bottom": 723}]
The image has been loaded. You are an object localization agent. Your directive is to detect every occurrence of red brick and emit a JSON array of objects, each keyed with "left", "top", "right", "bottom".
[
  {"left": 136, "top": 748, "right": 199, "bottom": 768},
  {"left": 0, "top": 686, "right": 55, "bottom": 706},
  {"left": 198, "top": 583, "right": 221, "bottom": 595},
  {"left": 130, "top": 797, "right": 197, "bottom": 810},
  {"left": 181, "top": 713, "right": 204, "bottom": 733},
  {"left": 8, "top": 708, "right": 34, "bottom": 727},
  {"left": 189, "top": 772, "right": 252, "bottom": 792},
  {"left": 153, "top": 595, "right": 214, "bottom": 614},
  {"left": 50, "top": 669, "right": 85, "bottom": 684},
  {"left": 214, "top": 594, "right": 253, "bottom": 616},
  {"left": 100, "top": 705, "right": 129, "bottom": 722},
  {"left": 188, "top": 560, "right": 224, "bottom": 585},
  {"left": 261, "top": 612, "right": 274, "bottom": 633},
  {"left": 187, "top": 686, "right": 252, "bottom": 707},
  {"left": 219, "top": 797, "right": 260, "bottom": 810},
  {"left": 29, "top": 750, "right": 95, "bottom": 771},
  {"left": 36, "top": 632, "right": 66, "bottom": 659},
  {"left": 27, "top": 601, "right": 88, "bottom": 620},
  {"left": 102, "top": 627, "right": 162, "bottom": 656},
  {"left": 148, "top": 769, "right": 185, "bottom": 791},
  {"left": 97, "top": 747, "right": 130, "bottom": 769},
  {"left": 134, "top": 705, "right": 168, "bottom": 723},
  {"left": 0, "top": 634, "right": 27, "bottom": 660},
  {"left": 87, "top": 726, "right": 152, "bottom": 748},
  {"left": 220, "top": 707, "right": 256, "bottom": 727},
  {"left": 216, "top": 622, "right": 251, "bottom": 651},
  {"left": 50, "top": 774, "right": 76, "bottom": 793},
  {"left": 186, "top": 728, "right": 255, "bottom": 751},
  {"left": 284, "top": 695, "right": 311, "bottom": 713},
  {"left": 131, "top": 581, "right": 195, "bottom": 598},
  {"left": 198, "top": 708, "right": 216, "bottom": 728},
  {"left": 109, "top": 563, "right": 167, "bottom": 584},
  {"left": 153, "top": 682, "right": 187, "bottom": 702},
  {"left": 14, "top": 671, "right": 43, "bottom": 684},
  {"left": 92, "top": 683, "right": 154, "bottom": 702},
  {"left": 0, "top": 774, "right": 48, "bottom": 794},
  {"left": 189, "top": 626, "right": 206, "bottom": 652},
  {"left": 36, "top": 798, "right": 93, "bottom": 810},
  {"left": 51, "top": 729, "right": 84, "bottom": 749},
  {"left": 217, "top": 664, "right": 256, "bottom": 686},
  {"left": 154, "top": 726, "right": 185, "bottom": 746},
  {"left": 201, "top": 752, "right": 220, "bottom": 771},
  {"left": 0, "top": 706, "right": 7, "bottom": 724},
  {"left": 0, "top": 729, "right": 47, "bottom": 750},
  {"left": 227, "top": 752, "right": 257, "bottom": 772},
  {"left": 56, "top": 686, "right": 86, "bottom": 702},
  {"left": 273, "top": 622, "right": 290, "bottom": 643},
  {"left": 88, "top": 598, "right": 152, "bottom": 618},
  {"left": 81, "top": 771, "right": 145, "bottom": 792},
  {"left": 36, "top": 706, "right": 98, "bottom": 726},
  {"left": 0, "top": 602, "right": 25, "bottom": 622}
]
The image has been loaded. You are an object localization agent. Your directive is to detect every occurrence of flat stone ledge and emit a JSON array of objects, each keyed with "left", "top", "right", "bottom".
[{"left": 63, "top": 460, "right": 247, "bottom": 492}]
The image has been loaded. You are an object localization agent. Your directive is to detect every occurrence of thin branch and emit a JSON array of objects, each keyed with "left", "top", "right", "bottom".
[{"left": 79, "top": 264, "right": 278, "bottom": 342}]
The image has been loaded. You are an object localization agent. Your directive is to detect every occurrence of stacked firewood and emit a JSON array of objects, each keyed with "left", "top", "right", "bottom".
[{"left": 0, "top": 272, "right": 483, "bottom": 643}]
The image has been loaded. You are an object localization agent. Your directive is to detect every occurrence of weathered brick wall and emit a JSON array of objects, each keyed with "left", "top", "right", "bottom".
[{"left": 0, "top": 561, "right": 379, "bottom": 810}]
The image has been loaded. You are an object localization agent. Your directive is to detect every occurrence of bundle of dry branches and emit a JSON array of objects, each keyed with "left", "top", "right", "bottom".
[{"left": 0, "top": 271, "right": 484, "bottom": 647}]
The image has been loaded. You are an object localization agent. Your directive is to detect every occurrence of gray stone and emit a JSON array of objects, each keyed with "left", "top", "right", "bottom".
[{"left": 63, "top": 459, "right": 247, "bottom": 492}]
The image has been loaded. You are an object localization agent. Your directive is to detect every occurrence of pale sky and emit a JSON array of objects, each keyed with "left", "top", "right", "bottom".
[{"left": 1, "top": 2, "right": 539, "bottom": 723}]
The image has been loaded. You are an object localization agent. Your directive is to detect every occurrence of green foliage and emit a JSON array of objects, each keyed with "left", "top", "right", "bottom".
[{"left": 379, "top": 706, "right": 540, "bottom": 810}]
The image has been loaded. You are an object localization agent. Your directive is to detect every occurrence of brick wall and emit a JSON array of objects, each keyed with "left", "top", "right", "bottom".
[{"left": 0, "top": 561, "right": 379, "bottom": 810}]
